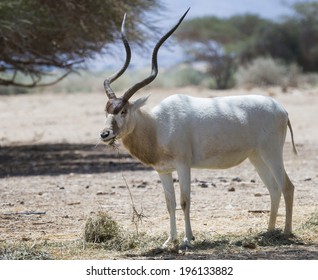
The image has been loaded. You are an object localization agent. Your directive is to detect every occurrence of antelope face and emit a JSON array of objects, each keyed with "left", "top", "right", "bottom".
[
  {"left": 100, "top": 97, "right": 148, "bottom": 145},
  {"left": 100, "top": 105, "right": 130, "bottom": 145}
]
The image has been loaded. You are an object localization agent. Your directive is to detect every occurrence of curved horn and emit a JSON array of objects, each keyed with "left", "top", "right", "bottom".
[
  {"left": 122, "top": 8, "right": 190, "bottom": 102},
  {"left": 104, "top": 13, "right": 131, "bottom": 99}
]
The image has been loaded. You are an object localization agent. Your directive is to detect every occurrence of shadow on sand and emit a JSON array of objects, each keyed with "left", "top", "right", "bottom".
[{"left": 0, "top": 143, "right": 150, "bottom": 178}]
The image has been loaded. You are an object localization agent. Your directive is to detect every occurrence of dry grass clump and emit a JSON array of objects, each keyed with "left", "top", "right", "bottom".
[
  {"left": 193, "top": 229, "right": 303, "bottom": 251},
  {"left": 235, "top": 230, "right": 304, "bottom": 248},
  {"left": 83, "top": 211, "right": 156, "bottom": 252},
  {"left": 0, "top": 243, "right": 52, "bottom": 260},
  {"left": 301, "top": 212, "right": 318, "bottom": 230},
  {"left": 299, "top": 211, "right": 318, "bottom": 243},
  {"left": 84, "top": 211, "right": 120, "bottom": 243}
]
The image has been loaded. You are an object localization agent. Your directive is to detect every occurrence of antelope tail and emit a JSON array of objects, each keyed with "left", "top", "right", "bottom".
[{"left": 287, "top": 119, "right": 298, "bottom": 155}]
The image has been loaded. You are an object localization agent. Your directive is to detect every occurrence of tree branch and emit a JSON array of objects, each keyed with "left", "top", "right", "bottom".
[{"left": 0, "top": 69, "right": 74, "bottom": 87}]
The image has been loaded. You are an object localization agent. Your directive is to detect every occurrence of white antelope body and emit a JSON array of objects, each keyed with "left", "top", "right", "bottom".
[{"left": 100, "top": 10, "right": 297, "bottom": 248}]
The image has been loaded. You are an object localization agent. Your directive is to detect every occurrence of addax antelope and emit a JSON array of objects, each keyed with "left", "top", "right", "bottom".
[{"left": 100, "top": 9, "right": 297, "bottom": 248}]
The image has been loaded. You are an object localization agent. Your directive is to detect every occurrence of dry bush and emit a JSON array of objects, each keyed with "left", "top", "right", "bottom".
[
  {"left": 84, "top": 211, "right": 120, "bottom": 243},
  {"left": 236, "top": 57, "right": 301, "bottom": 88}
]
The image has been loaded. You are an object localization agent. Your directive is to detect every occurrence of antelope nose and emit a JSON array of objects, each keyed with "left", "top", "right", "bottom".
[{"left": 100, "top": 131, "right": 110, "bottom": 139}]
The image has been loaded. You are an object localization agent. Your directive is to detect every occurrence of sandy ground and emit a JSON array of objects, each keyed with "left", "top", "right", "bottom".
[{"left": 0, "top": 86, "right": 318, "bottom": 259}]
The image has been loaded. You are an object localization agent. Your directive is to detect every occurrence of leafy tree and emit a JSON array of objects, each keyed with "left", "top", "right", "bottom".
[
  {"left": 242, "top": 2, "right": 318, "bottom": 72},
  {"left": 281, "top": 1, "right": 318, "bottom": 72},
  {"left": 176, "top": 2, "right": 318, "bottom": 89},
  {"left": 176, "top": 14, "right": 269, "bottom": 89},
  {"left": 0, "top": 0, "right": 160, "bottom": 87}
]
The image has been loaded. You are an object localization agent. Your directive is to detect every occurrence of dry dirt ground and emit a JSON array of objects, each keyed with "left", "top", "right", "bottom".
[{"left": 0, "top": 87, "right": 318, "bottom": 259}]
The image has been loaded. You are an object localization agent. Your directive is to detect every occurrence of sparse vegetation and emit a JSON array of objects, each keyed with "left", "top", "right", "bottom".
[
  {"left": 3, "top": 62, "right": 317, "bottom": 95},
  {"left": 301, "top": 211, "right": 318, "bottom": 232},
  {"left": 236, "top": 57, "right": 302, "bottom": 88},
  {"left": 0, "top": 243, "right": 52, "bottom": 260},
  {"left": 155, "top": 65, "right": 205, "bottom": 88},
  {"left": 1, "top": 219, "right": 317, "bottom": 259},
  {"left": 0, "top": 211, "right": 317, "bottom": 260}
]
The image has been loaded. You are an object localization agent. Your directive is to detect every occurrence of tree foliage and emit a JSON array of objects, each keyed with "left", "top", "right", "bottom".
[
  {"left": 176, "top": 1, "right": 318, "bottom": 89},
  {"left": 251, "top": 2, "right": 318, "bottom": 72},
  {"left": 0, "top": 0, "right": 160, "bottom": 87},
  {"left": 176, "top": 14, "right": 269, "bottom": 89}
]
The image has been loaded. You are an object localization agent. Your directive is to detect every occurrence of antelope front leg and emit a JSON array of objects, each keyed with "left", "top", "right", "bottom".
[
  {"left": 159, "top": 172, "right": 178, "bottom": 248},
  {"left": 177, "top": 165, "right": 194, "bottom": 248}
]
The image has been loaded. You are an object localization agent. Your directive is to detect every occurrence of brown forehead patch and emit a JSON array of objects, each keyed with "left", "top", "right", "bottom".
[{"left": 106, "top": 98, "right": 127, "bottom": 114}]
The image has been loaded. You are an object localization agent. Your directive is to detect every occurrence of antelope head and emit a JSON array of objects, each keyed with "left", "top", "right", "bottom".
[{"left": 100, "top": 9, "right": 189, "bottom": 145}]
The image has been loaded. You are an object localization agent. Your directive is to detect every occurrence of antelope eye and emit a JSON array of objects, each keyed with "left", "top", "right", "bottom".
[{"left": 121, "top": 109, "right": 127, "bottom": 116}]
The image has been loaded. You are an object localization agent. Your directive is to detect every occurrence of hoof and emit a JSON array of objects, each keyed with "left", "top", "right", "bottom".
[
  {"left": 162, "top": 238, "right": 179, "bottom": 249},
  {"left": 284, "top": 231, "right": 294, "bottom": 238},
  {"left": 180, "top": 238, "right": 194, "bottom": 250}
]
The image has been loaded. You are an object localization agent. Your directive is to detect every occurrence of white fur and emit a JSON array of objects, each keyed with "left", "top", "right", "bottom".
[{"left": 101, "top": 94, "right": 296, "bottom": 248}]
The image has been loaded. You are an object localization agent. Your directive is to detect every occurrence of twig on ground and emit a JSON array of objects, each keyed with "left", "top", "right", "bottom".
[
  {"left": 2, "top": 211, "right": 47, "bottom": 215},
  {"left": 121, "top": 174, "right": 146, "bottom": 235}
]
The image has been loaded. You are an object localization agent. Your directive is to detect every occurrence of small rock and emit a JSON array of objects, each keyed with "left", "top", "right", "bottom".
[
  {"left": 232, "top": 177, "right": 242, "bottom": 182},
  {"left": 137, "top": 181, "right": 148, "bottom": 188},
  {"left": 2, "top": 202, "right": 14, "bottom": 207},
  {"left": 254, "top": 193, "right": 262, "bottom": 197},
  {"left": 96, "top": 191, "right": 108, "bottom": 195},
  {"left": 243, "top": 242, "right": 257, "bottom": 249},
  {"left": 67, "top": 202, "right": 81, "bottom": 206},
  {"left": 304, "top": 178, "right": 312, "bottom": 182},
  {"left": 21, "top": 237, "right": 31, "bottom": 242},
  {"left": 200, "top": 182, "right": 209, "bottom": 188},
  {"left": 228, "top": 186, "right": 235, "bottom": 192},
  {"left": 250, "top": 179, "right": 256, "bottom": 183}
]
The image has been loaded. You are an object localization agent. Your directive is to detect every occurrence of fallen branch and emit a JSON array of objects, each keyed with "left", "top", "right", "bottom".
[
  {"left": 2, "top": 211, "right": 47, "bottom": 215},
  {"left": 248, "top": 210, "right": 270, "bottom": 214}
]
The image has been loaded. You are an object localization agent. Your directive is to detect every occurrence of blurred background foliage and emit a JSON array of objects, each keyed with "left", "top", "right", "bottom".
[
  {"left": 1, "top": 0, "right": 318, "bottom": 94},
  {"left": 0, "top": 0, "right": 160, "bottom": 88},
  {"left": 176, "top": 1, "right": 318, "bottom": 89}
]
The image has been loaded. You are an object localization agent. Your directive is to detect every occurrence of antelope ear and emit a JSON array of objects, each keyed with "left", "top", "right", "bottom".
[{"left": 131, "top": 95, "right": 150, "bottom": 111}]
